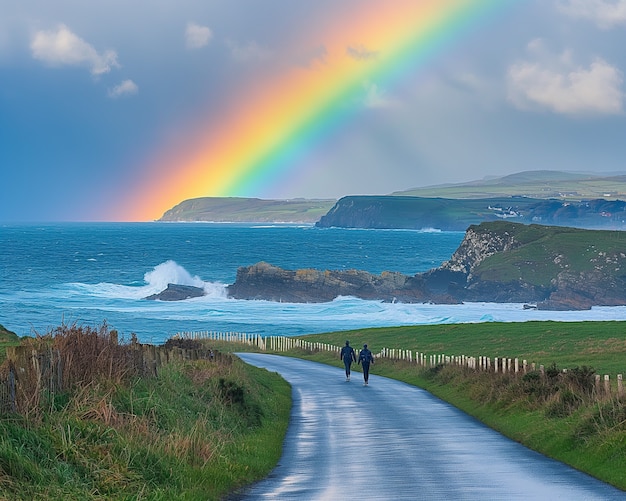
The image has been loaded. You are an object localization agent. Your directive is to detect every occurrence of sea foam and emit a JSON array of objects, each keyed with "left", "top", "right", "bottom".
[
  {"left": 143, "top": 260, "right": 205, "bottom": 291},
  {"left": 66, "top": 261, "right": 227, "bottom": 300}
]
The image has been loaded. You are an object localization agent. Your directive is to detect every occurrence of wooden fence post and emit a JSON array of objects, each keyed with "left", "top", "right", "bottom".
[{"left": 8, "top": 367, "right": 16, "bottom": 413}]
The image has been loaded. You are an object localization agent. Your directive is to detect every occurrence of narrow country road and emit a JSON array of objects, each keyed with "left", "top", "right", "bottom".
[{"left": 233, "top": 353, "right": 626, "bottom": 501}]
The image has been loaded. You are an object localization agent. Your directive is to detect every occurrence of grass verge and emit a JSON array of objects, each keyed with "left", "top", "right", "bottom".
[{"left": 0, "top": 341, "right": 290, "bottom": 500}]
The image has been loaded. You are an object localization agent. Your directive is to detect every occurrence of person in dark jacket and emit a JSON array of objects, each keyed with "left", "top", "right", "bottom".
[
  {"left": 358, "top": 344, "right": 375, "bottom": 385},
  {"left": 339, "top": 340, "right": 357, "bottom": 381}
]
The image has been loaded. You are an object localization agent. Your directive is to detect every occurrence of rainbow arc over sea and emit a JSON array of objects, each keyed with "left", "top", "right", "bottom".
[{"left": 120, "top": 0, "right": 516, "bottom": 221}]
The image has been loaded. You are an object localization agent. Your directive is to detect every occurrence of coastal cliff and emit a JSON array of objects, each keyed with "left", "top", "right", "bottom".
[
  {"left": 159, "top": 197, "right": 335, "bottom": 223},
  {"left": 227, "top": 221, "right": 626, "bottom": 310},
  {"left": 445, "top": 222, "right": 626, "bottom": 309},
  {"left": 315, "top": 195, "right": 626, "bottom": 231}
]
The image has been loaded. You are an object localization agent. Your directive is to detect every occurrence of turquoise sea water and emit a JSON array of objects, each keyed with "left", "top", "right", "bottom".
[{"left": 2, "top": 223, "right": 626, "bottom": 344}]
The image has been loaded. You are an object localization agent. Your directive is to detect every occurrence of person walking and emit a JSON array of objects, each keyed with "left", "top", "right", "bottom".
[
  {"left": 358, "top": 343, "right": 375, "bottom": 385},
  {"left": 340, "top": 340, "right": 357, "bottom": 381}
]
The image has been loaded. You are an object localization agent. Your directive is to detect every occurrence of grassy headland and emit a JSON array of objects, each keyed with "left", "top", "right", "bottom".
[{"left": 158, "top": 197, "right": 336, "bottom": 223}]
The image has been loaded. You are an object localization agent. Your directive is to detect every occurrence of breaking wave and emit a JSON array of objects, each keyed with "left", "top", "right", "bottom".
[{"left": 66, "top": 260, "right": 227, "bottom": 300}]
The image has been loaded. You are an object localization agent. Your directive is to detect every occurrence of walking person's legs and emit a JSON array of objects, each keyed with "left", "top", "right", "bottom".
[{"left": 363, "top": 363, "right": 370, "bottom": 385}]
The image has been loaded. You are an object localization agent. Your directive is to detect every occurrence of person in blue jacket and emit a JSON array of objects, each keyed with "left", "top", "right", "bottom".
[
  {"left": 340, "top": 340, "right": 357, "bottom": 381},
  {"left": 358, "top": 343, "right": 375, "bottom": 385}
]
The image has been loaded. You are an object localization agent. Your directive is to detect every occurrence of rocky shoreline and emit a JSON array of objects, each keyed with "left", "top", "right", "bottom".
[
  {"left": 226, "top": 222, "right": 626, "bottom": 310},
  {"left": 144, "top": 221, "right": 626, "bottom": 311}
]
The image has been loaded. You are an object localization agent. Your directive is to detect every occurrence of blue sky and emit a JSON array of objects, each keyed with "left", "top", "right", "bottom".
[{"left": 2, "top": 0, "right": 626, "bottom": 221}]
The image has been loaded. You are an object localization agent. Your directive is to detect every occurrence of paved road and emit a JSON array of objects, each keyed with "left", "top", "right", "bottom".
[{"left": 234, "top": 353, "right": 626, "bottom": 500}]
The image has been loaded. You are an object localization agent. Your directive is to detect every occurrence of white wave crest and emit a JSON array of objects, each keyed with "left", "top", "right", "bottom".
[
  {"left": 64, "top": 260, "right": 227, "bottom": 300},
  {"left": 144, "top": 260, "right": 205, "bottom": 291}
]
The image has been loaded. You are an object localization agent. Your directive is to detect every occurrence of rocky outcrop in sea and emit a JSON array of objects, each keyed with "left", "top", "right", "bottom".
[
  {"left": 226, "top": 221, "right": 626, "bottom": 311},
  {"left": 226, "top": 261, "right": 459, "bottom": 304},
  {"left": 145, "top": 283, "right": 205, "bottom": 301}
]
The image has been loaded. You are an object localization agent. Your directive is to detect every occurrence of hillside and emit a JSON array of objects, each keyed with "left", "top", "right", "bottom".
[
  {"left": 159, "top": 197, "right": 335, "bottom": 223},
  {"left": 393, "top": 170, "right": 626, "bottom": 200}
]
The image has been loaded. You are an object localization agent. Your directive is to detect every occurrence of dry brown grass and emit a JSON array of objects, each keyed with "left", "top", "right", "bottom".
[{"left": 0, "top": 323, "right": 218, "bottom": 419}]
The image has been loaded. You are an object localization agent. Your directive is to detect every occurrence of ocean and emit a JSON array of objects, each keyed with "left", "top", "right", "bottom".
[{"left": 2, "top": 222, "right": 626, "bottom": 344}]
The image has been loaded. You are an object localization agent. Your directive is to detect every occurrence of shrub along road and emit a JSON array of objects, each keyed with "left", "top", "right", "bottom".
[{"left": 234, "top": 353, "right": 625, "bottom": 500}]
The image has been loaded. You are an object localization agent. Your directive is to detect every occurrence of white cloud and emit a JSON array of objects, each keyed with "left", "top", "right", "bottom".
[
  {"left": 185, "top": 22, "right": 212, "bottom": 49},
  {"left": 346, "top": 44, "right": 378, "bottom": 61},
  {"left": 362, "top": 81, "right": 397, "bottom": 109},
  {"left": 31, "top": 24, "right": 119, "bottom": 76},
  {"left": 108, "top": 79, "right": 138, "bottom": 98},
  {"left": 507, "top": 41, "right": 624, "bottom": 115},
  {"left": 226, "top": 39, "right": 272, "bottom": 62},
  {"left": 557, "top": 0, "right": 626, "bottom": 29}
]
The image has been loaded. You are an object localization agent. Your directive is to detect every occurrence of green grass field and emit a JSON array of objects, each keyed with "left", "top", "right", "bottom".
[{"left": 297, "top": 321, "right": 626, "bottom": 376}]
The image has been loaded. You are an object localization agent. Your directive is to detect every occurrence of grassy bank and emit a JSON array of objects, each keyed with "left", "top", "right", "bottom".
[
  {"left": 4, "top": 320, "right": 626, "bottom": 495},
  {"left": 260, "top": 321, "right": 626, "bottom": 491},
  {"left": 0, "top": 325, "right": 291, "bottom": 500}
]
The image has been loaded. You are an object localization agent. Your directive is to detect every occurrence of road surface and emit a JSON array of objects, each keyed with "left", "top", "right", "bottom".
[{"left": 233, "top": 353, "right": 626, "bottom": 500}]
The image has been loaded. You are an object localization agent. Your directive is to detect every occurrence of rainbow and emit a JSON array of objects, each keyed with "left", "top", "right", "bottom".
[{"left": 118, "top": 0, "right": 517, "bottom": 221}]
